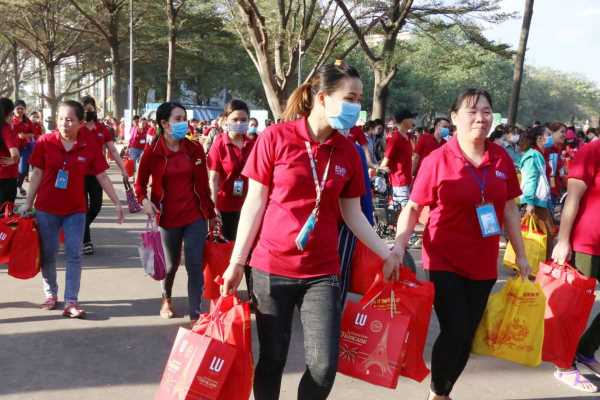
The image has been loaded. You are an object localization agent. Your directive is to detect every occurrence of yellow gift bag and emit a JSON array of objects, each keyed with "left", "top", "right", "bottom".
[
  {"left": 472, "top": 277, "right": 545, "bottom": 367},
  {"left": 504, "top": 214, "right": 547, "bottom": 275}
]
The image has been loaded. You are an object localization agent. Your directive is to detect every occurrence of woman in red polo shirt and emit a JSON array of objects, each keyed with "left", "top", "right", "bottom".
[
  {"left": 135, "top": 102, "right": 216, "bottom": 323},
  {"left": 0, "top": 98, "right": 19, "bottom": 206},
  {"left": 550, "top": 140, "right": 600, "bottom": 392},
  {"left": 20, "top": 100, "right": 123, "bottom": 318},
  {"left": 392, "top": 89, "right": 531, "bottom": 400},
  {"left": 208, "top": 99, "right": 254, "bottom": 241},
  {"left": 13, "top": 100, "right": 34, "bottom": 197},
  {"left": 221, "top": 63, "right": 401, "bottom": 400}
]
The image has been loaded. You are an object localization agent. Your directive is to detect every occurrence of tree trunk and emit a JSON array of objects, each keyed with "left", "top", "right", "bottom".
[
  {"left": 166, "top": 23, "right": 176, "bottom": 101},
  {"left": 508, "top": 0, "right": 534, "bottom": 127},
  {"left": 11, "top": 41, "right": 19, "bottom": 100},
  {"left": 38, "top": 59, "right": 45, "bottom": 113},
  {"left": 371, "top": 63, "right": 394, "bottom": 120},
  {"left": 46, "top": 63, "right": 57, "bottom": 130},
  {"left": 102, "top": 74, "right": 108, "bottom": 116},
  {"left": 110, "top": 44, "right": 123, "bottom": 120}
]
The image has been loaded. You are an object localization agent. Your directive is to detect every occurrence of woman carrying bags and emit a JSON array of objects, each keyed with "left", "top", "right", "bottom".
[
  {"left": 135, "top": 101, "right": 215, "bottom": 324},
  {"left": 550, "top": 139, "right": 600, "bottom": 393},
  {"left": 0, "top": 98, "right": 19, "bottom": 205},
  {"left": 207, "top": 99, "right": 254, "bottom": 241},
  {"left": 221, "top": 62, "right": 401, "bottom": 400},
  {"left": 20, "top": 100, "right": 124, "bottom": 318},
  {"left": 392, "top": 89, "right": 531, "bottom": 400}
]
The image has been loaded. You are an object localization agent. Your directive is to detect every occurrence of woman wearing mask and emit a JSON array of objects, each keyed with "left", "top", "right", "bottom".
[
  {"left": 413, "top": 117, "right": 450, "bottom": 175},
  {"left": 502, "top": 127, "right": 522, "bottom": 167},
  {"left": 80, "top": 96, "right": 129, "bottom": 255},
  {"left": 392, "top": 89, "right": 530, "bottom": 400},
  {"left": 13, "top": 100, "right": 34, "bottom": 197},
  {"left": 519, "top": 126, "right": 555, "bottom": 252},
  {"left": 247, "top": 117, "right": 259, "bottom": 142},
  {"left": 0, "top": 98, "right": 20, "bottom": 205},
  {"left": 221, "top": 62, "right": 401, "bottom": 400},
  {"left": 135, "top": 102, "right": 215, "bottom": 323},
  {"left": 20, "top": 100, "right": 123, "bottom": 318},
  {"left": 208, "top": 99, "right": 255, "bottom": 241}
]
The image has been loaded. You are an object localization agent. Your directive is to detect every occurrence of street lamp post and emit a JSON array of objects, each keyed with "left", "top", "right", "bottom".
[{"left": 126, "top": 0, "right": 134, "bottom": 141}]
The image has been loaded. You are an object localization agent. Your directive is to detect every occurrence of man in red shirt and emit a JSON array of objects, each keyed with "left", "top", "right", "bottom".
[
  {"left": 380, "top": 109, "right": 417, "bottom": 208},
  {"left": 413, "top": 117, "right": 450, "bottom": 175}
]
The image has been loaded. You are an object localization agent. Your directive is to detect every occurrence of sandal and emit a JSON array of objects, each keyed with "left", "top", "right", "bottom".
[
  {"left": 160, "top": 297, "right": 175, "bottom": 319},
  {"left": 577, "top": 353, "right": 600, "bottom": 378},
  {"left": 63, "top": 303, "right": 86, "bottom": 319},
  {"left": 40, "top": 296, "right": 58, "bottom": 310},
  {"left": 554, "top": 369, "right": 598, "bottom": 393}
]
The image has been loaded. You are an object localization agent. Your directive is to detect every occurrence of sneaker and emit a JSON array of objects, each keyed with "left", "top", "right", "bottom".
[
  {"left": 82, "top": 242, "right": 94, "bottom": 256},
  {"left": 62, "top": 303, "right": 86, "bottom": 319},
  {"left": 40, "top": 296, "right": 58, "bottom": 310}
]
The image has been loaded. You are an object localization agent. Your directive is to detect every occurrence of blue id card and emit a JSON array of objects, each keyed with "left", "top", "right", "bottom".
[
  {"left": 476, "top": 203, "right": 501, "bottom": 237},
  {"left": 55, "top": 169, "right": 69, "bottom": 190},
  {"left": 295, "top": 212, "right": 317, "bottom": 251}
]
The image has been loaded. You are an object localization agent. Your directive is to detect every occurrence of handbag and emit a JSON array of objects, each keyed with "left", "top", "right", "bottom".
[
  {"left": 534, "top": 156, "right": 551, "bottom": 202},
  {"left": 123, "top": 178, "right": 142, "bottom": 213},
  {"left": 138, "top": 218, "right": 166, "bottom": 280},
  {"left": 203, "top": 225, "right": 234, "bottom": 300}
]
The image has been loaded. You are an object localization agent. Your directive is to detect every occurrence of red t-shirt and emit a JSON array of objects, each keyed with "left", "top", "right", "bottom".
[
  {"left": 242, "top": 118, "right": 365, "bottom": 278},
  {"left": 544, "top": 145, "right": 565, "bottom": 196},
  {"left": 159, "top": 144, "right": 203, "bottom": 229},
  {"left": 568, "top": 141, "right": 600, "bottom": 256},
  {"left": 32, "top": 123, "right": 44, "bottom": 139},
  {"left": 0, "top": 125, "right": 19, "bottom": 179},
  {"left": 348, "top": 126, "right": 367, "bottom": 146},
  {"left": 12, "top": 116, "right": 34, "bottom": 150},
  {"left": 415, "top": 133, "right": 443, "bottom": 161},
  {"left": 385, "top": 131, "right": 413, "bottom": 186},
  {"left": 129, "top": 126, "right": 148, "bottom": 150},
  {"left": 80, "top": 122, "right": 112, "bottom": 147},
  {"left": 410, "top": 137, "right": 521, "bottom": 280},
  {"left": 207, "top": 133, "right": 254, "bottom": 212},
  {"left": 29, "top": 131, "right": 109, "bottom": 215}
]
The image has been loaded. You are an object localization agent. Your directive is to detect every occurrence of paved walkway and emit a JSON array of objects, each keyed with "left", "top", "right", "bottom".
[{"left": 1, "top": 166, "right": 599, "bottom": 400}]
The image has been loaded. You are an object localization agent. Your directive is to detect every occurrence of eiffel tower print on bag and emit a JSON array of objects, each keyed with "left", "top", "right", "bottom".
[{"left": 337, "top": 275, "right": 411, "bottom": 388}]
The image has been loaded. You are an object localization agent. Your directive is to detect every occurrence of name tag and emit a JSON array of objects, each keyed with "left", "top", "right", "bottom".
[
  {"left": 476, "top": 203, "right": 501, "bottom": 237},
  {"left": 295, "top": 212, "right": 316, "bottom": 251},
  {"left": 55, "top": 169, "right": 69, "bottom": 190},
  {"left": 140, "top": 139, "right": 146, "bottom": 144},
  {"left": 232, "top": 179, "right": 244, "bottom": 197}
]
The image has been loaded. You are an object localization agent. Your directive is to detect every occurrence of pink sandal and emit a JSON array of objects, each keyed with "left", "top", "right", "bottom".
[
  {"left": 63, "top": 303, "right": 86, "bottom": 319},
  {"left": 40, "top": 296, "right": 58, "bottom": 310},
  {"left": 554, "top": 369, "right": 598, "bottom": 393}
]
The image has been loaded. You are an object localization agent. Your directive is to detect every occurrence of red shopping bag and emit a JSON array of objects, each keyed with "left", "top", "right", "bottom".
[
  {"left": 155, "top": 328, "right": 236, "bottom": 400},
  {"left": 192, "top": 295, "right": 253, "bottom": 400},
  {"left": 535, "top": 261, "right": 597, "bottom": 368},
  {"left": 338, "top": 275, "right": 411, "bottom": 388},
  {"left": 124, "top": 158, "right": 135, "bottom": 178},
  {"left": 203, "top": 235, "right": 234, "bottom": 300},
  {"left": 349, "top": 241, "right": 383, "bottom": 295},
  {"left": 7, "top": 217, "right": 41, "bottom": 279},
  {"left": 0, "top": 211, "right": 18, "bottom": 264}
]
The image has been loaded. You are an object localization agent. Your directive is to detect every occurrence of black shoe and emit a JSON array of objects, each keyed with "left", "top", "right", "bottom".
[{"left": 82, "top": 242, "right": 94, "bottom": 255}]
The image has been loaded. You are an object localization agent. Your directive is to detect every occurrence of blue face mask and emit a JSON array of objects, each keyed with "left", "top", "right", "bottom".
[
  {"left": 544, "top": 135, "right": 554, "bottom": 148},
  {"left": 326, "top": 100, "right": 361, "bottom": 131},
  {"left": 248, "top": 126, "right": 257, "bottom": 134},
  {"left": 171, "top": 121, "right": 189, "bottom": 140},
  {"left": 440, "top": 127, "right": 450, "bottom": 139}
]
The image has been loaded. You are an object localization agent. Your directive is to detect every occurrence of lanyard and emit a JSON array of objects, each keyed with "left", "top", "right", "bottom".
[
  {"left": 465, "top": 165, "right": 488, "bottom": 204},
  {"left": 305, "top": 141, "right": 333, "bottom": 215}
]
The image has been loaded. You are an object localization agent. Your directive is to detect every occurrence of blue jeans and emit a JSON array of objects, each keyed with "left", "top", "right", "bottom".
[
  {"left": 252, "top": 269, "right": 341, "bottom": 400},
  {"left": 18, "top": 143, "right": 33, "bottom": 186},
  {"left": 392, "top": 185, "right": 410, "bottom": 208},
  {"left": 160, "top": 218, "right": 208, "bottom": 320},
  {"left": 36, "top": 211, "right": 86, "bottom": 303},
  {"left": 128, "top": 147, "right": 143, "bottom": 167}
]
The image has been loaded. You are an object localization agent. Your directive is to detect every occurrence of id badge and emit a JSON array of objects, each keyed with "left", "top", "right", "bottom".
[
  {"left": 476, "top": 203, "right": 501, "bottom": 237},
  {"left": 295, "top": 212, "right": 317, "bottom": 251},
  {"left": 55, "top": 169, "right": 69, "bottom": 190},
  {"left": 232, "top": 179, "right": 244, "bottom": 197}
]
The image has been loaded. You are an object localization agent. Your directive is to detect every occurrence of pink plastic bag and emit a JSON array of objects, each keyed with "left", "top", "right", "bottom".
[{"left": 138, "top": 219, "right": 166, "bottom": 280}]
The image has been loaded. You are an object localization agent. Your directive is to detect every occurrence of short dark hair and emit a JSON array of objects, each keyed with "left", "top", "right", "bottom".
[
  {"left": 520, "top": 125, "right": 545, "bottom": 152},
  {"left": 224, "top": 99, "right": 249, "bottom": 118},
  {"left": 434, "top": 117, "right": 450, "bottom": 128},
  {"left": 155, "top": 102, "right": 186, "bottom": 136},
  {"left": 60, "top": 100, "right": 85, "bottom": 121},
  {"left": 81, "top": 95, "right": 96, "bottom": 109},
  {"left": 450, "top": 88, "right": 493, "bottom": 115},
  {"left": 15, "top": 99, "right": 26, "bottom": 108}
]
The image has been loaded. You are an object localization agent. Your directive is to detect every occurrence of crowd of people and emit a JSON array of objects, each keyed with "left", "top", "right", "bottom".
[{"left": 1, "top": 60, "right": 600, "bottom": 400}]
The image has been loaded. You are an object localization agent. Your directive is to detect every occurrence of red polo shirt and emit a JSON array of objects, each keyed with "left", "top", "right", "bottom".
[
  {"left": 544, "top": 145, "right": 565, "bottom": 196},
  {"left": 12, "top": 116, "right": 33, "bottom": 150},
  {"left": 0, "top": 125, "right": 19, "bottom": 179},
  {"left": 29, "top": 131, "right": 109, "bottom": 216},
  {"left": 129, "top": 126, "right": 148, "bottom": 150},
  {"left": 569, "top": 140, "right": 600, "bottom": 256},
  {"left": 348, "top": 126, "right": 367, "bottom": 146},
  {"left": 410, "top": 137, "right": 521, "bottom": 280},
  {"left": 415, "top": 133, "right": 444, "bottom": 161},
  {"left": 80, "top": 122, "right": 112, "bottom": 147},
  {"left": 32, "top": 123, "right": 44, "bottom": 139},
  {"left": 160, "top": 141, "right": 204, "bottom": 229},
  {"left": 207, "top": 133, "right": 254, "bottom": 212},
  {"left": 243, "top": 118, "right": 365, "bottom": 278},
  {"left": 385, "top": 131, "right": 413, "bottom": 186}
]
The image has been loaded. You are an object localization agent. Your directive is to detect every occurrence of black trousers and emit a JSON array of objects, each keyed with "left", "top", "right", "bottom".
[
  {"left": 429, "top": 271, "right": 496, "bottom": 396},
  {"left": 220, "top": 210, "right": 241, "bottom": 241},
  {"left": 84, "top": 176, "right": 103, "bottom": 244},
  {"left": 0, "top": 178, "right": 17, "bottom": 205}
]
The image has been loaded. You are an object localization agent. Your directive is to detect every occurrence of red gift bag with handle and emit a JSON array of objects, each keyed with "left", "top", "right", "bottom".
[
  {"left": 0, "top": 203, "right": 18, "bottom": 264},
  {"left": 155, "top": 327, "right": 236, "bottom": 400},
  {"left": 349, "top": 241, "right": 383, "bottom": 295},
  {"left": 7, "top": 217, "right": 41, "bottom": 279},
  {"left": 338, "top": 275, "right": 411, "bottom": 388},
  {"left": 192, "top": 294, "right": 253, "bottom": 400},
  {"left": 535, "top": 261, "right": 597, "bottom": 368},
  {"left": 202, "top": 232, "right": 234, "bottom": 300}
]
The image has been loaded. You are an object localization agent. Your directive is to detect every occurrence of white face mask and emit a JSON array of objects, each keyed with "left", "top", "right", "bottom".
[{"left": 228, "top": 121, "right": 248, "bottom": 134}]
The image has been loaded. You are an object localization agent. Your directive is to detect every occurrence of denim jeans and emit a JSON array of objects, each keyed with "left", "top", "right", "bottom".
[
  {"left": 128, "top": 147, "right": 143, "bottom": 166},
  {"left": 252, "top": 269, "right": 341, "bottom": 400},
  {"left": 18, "top": 143, "right": 33, "bottom": 187},
  {"left": 36, "top": 211, "right": 86, "bottom": 303},
  {"left": 160, "top": 218, "right": 207, "bottom": 320}
]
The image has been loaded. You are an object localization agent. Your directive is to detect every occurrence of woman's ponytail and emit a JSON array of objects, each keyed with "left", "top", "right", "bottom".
[{"left": 281, "top": 83, "right": 314, "bottom": 121}]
